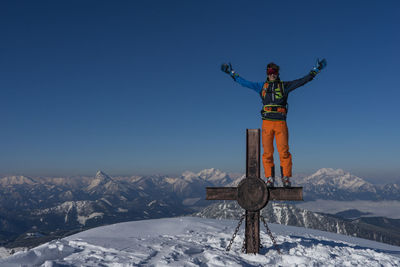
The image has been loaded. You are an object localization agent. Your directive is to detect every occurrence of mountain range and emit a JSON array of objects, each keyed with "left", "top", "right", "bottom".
[
  {"left": 0, "top": 168, "right": 399, "bottom": 251},
  {"left": 293, "top": 168, "right": 400, "bottom": 201}
]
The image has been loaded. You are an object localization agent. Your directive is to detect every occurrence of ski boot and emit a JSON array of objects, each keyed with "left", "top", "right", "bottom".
[
  {"left": 281, "top": 176, "right": 291, "bottom": 188},
  {"left": 266, "top": 177, "right": 275, "bottom": 188}
]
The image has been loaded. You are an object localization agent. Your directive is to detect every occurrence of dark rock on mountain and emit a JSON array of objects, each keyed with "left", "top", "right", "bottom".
[
  {"left": 192, "top": 201, "right": 400, "bottom": 246},
  {"left": 334, "top": 209, "right": 372, "bottom": 219}
]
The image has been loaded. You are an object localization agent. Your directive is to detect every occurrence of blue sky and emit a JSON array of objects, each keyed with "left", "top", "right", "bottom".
[{"left": 1, "top": 0, "right": 399, "bottom": 182}]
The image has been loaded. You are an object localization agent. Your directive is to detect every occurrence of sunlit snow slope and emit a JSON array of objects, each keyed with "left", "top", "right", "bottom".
[{"left": 1, "top": 217, "right": 400, "bottom": 266}]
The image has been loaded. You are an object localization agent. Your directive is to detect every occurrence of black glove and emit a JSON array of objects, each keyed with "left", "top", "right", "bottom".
[
  {"left": 221, "top": 63, "right": 233, "bottom": 74},
  {"left": 221, "top": 63, "right": 238, "bottom": 80}
]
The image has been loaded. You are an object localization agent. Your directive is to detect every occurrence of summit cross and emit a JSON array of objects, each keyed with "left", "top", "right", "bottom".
[{"left": 206, "top": 129, "right": 303, "bottom": 254}]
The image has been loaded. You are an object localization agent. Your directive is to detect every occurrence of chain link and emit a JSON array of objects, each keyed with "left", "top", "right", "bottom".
[
  {"left": 226, "top": 213, "right": 282, "bottom": 254},
  {"left": 260, "top": 215, "right": 282, "bottom": 254},
  {"left": 226, "top": 214, "right": 245, "bottom": 252}
]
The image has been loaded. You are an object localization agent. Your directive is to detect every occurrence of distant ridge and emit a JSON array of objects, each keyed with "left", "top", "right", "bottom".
[
  {"left": 0, "top": 168, "right": 399, "bottom": 250},
  {"left": 294, "top": 168, "right": 400, "bottom": 200}
]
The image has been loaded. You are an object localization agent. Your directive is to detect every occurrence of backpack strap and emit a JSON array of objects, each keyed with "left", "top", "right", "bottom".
[{"left": 261, "top": 82, "right": 269, "bottom": 99}]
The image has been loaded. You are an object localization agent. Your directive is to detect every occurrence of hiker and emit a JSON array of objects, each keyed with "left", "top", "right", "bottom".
[{"left": 221, "top": 59, "right": 327, "bottom": 187}]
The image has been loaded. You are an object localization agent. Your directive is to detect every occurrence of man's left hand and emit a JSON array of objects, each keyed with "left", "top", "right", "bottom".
[{"left": 311, "top": 58, "right": 327, "bottom": 74}]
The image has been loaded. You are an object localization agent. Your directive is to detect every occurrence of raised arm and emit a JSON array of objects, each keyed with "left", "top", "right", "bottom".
[
  {"left": 221, "top": 63, "right": 264, "bottom": 94},
  {"left": 284, "top": 58, "right": 327, "bottom": 93},
  {"left": 283, "top": 73, "right": 316, "bottom": 93}
]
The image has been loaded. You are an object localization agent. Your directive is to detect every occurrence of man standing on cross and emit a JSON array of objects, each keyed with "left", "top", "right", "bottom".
[{"left": 221, "top": 59, "right": 327, "bottom": 187}]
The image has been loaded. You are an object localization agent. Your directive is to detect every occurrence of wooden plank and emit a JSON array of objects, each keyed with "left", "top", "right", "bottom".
[
  {"left": 245, "top": 210, "right": 260, "bottom": 254},
  {"left": 269, "top": 187, "right": 303, "bottom": 201},
  {"left": 206, "top": 187, "right": 237, "bottom": 200},
  {"left": 246, "top": 129, "right": 260, "bottom": 179},
  {"left": 245, "top": 129, "right": 261, "bottom": 254}
]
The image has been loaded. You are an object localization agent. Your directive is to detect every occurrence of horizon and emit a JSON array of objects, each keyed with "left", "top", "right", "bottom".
[
  {"left": 1, "top": 167, "right": 399, "bottom": 185},
  {"left": 1, "top": 1, "right": 399, "bottom": 182}
]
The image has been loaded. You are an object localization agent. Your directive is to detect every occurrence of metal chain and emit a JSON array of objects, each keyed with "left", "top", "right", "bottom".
[
  {"left": 226, "top": 214, "right": 245, "bottom": 251},
  {"left": 260, "top": 215, "right": 282, "bottom": 254}
]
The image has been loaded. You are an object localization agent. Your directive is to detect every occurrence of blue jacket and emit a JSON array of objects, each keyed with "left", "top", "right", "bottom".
[{"left": 233, "top": 72, "right": 316, "bottom": 121}]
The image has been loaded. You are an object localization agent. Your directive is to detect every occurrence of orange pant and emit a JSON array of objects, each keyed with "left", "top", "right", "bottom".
[{"left": 261, "top": 120, "right": 292, "bottom": 178}]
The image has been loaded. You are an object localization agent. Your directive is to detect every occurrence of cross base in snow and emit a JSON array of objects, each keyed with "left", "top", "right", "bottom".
[{"left": 206, "top": 129, "right": 303, "bottom": 254}]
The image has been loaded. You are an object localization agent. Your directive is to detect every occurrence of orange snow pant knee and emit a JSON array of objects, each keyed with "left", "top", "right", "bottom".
[{"left": 261, "top": 120, "right": 292, "bottom": 178}]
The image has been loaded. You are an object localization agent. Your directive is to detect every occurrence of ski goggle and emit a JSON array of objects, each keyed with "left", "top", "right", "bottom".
[{"left": 267, "top": 68, "right": 279, "bottom": 75}]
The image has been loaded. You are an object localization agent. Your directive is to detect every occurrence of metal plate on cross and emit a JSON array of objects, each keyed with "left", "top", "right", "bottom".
[{"left": 237, "top": 177, "right": 269, "bottom": 212}]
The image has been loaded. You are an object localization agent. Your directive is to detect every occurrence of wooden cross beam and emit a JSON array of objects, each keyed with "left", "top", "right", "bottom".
[{"left": 206, "top": 129, "right": 303, "bottom": 254}]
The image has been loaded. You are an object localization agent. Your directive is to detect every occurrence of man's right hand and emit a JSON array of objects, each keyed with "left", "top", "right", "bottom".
[
  {"left": 221, "top": 63, "right": 238, "bottom": 79},
  {"left": 221, "top": 63, "right": 233, "bottom": 74}
]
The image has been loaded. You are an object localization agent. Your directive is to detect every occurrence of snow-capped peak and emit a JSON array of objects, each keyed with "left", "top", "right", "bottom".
[
  {"left": 312, "top": 168, "right": 346, "bottom": 177},
  {"left": 95, "top": 171, "right": 111, "bottom": 180},
  {"left": 181, "top": 171, "right": 198, "bottom": 181},
  {"left": 87, "top": 171, "right": 114, "bottom": 191},
  {"left": 0, "top": 175, "right": 36, "bottom": 186},
  {"left": 197, "top": 168, "right": 230, "bottom": 182},
  {"left": 180, "top": 168, "right": 232, "bottom": 185},
  {"left": 303, "top": 168, "right": 374, "bottom": 191}
]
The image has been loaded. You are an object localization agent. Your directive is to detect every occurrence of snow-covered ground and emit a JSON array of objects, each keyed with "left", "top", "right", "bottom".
[{"left": 1, "top": 217, "right": 400, "bottom": 266}]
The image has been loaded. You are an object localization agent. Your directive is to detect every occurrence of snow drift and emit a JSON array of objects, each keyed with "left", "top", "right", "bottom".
[{"left": 1, "top": 217, "right": 400, "bottom": 266}]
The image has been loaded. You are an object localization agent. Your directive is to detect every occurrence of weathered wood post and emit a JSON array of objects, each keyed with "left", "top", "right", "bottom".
[
  {"left": 206, "top": 129, "right": 303, "bottom": 254},
  {"left": 242, "top": 129, "right": 263, "bottom": 253}
]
